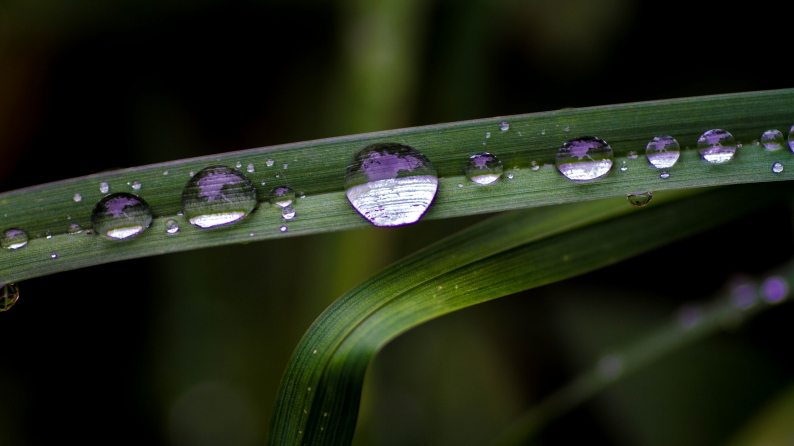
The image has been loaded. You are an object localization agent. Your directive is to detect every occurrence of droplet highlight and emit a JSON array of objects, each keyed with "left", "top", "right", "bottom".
[
  {"left": 619, "top": 161, "right": 628, "bottom": 172},
  {"left": 280, "top": 225, "right": 288, "bottom": 232},
  {"left": 646, "top": 135, "right": 680, "bottom": 169},
  {"left": 92, "top": 192, "right": 153, "bottom": 240},
  {"left": 761, "top": 129, "right": 784, "bottom": 150},
  {"left": 1, "top": 228, "right": 28, "bottom": 250},
  {"left": 465, "top": 153, "right": 503, "bottom": 185},
  {"left": 344, "top": 143, "right": 438, "bottom": 227},
  {"left": 698, "top": 129, "right": 736, "bottom": 163},
  {"left": 555, "top": 136, "right": 614, "bottom": 182},
  {"left": 660, "top": 171, "right": 670, "bottom": 179},
  {"left": 627, "top": 191, "right": 652, "bottom": 207},
  {"left": 181, "top": 166, "right": 258, "bottom": 229},
  {"left": 68, "top": 223, "right": 83, "bottom": 235},
  {"left": 772, "top": 162, "right": 784, "bottom": 173}
]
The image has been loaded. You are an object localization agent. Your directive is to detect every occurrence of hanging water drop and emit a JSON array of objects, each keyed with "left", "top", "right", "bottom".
[
  {"left": 660, "top": 171, "right": 670, "bottom": 179},
  {"left": 499, "top": 121, "right": 509, "bottom": 131},
  {"left": 280, "top": 225, "right": 288, "bottom": 232},
  {"left": 99, "top": 182, "right": 109, "bottom": 193},
  {"left": 266, "top": 159, "right": 275, "bottom": 167},
  {"left": 165, "top": 219, "right": 180, "bottom": 234},
  {"left": 761, "top": 129, "right": 784, "bottom": 150},
  {"left": 68, "top": 223, "right": 83, "bottom": 234},
  {"left": 282, "top": 207, "right": 296, "bottom": 220},
  {"left": 247, "top": 163, "right": 255, "bottom": 173},
  {"left": 646, "top": 135, "right": 681, "bottom": 169},
  {"left": 73, "top": 193, "right": 82, "bottom": 202},
  {"left": 627, "top": 191, "right": 652, "bottom": 207},
  {"left": 92, "top": 192, "right": 153, "bottom": 239},
  {"left": 772, "top": 162, "right": 784, "bottom": 173},
  {"left": 1, "top": 283, "right": 20, "bottom": 312},
  {"left": 131, "top": 181, "right": 141, "bottom": 190},
  {"left": 1, "top": 228, "right": 28, "bottom": 250},
  {"left": 344, "top": 143, "right": 438, "bottom": 227},
  {"left": 619, "top": 161, "right": 628, "bottom": 172},
  {"left": 555, "top": 136, "right": 614, "bottom": 181},
  {"left": 189, "top": 171, "right": 195, "bottom": 177},
  {"left": 698, "top": 129, "right": 736, "bottom": 163},
  {"left": 181, "top": 166, "right": 258, "bottom": 229},
  {"left": 269, "top": 186, "right": 295, "bottom": 208},
  {"left": 465, "top": 153, "right": 503, "bottom": 185}
]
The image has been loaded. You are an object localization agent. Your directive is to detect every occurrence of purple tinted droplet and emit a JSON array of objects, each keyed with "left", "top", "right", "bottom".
[{"left": 761, "top": 277, "right": 788, "bottom": 303}]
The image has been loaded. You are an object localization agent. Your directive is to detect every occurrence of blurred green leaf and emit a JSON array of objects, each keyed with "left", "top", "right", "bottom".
[{"left": 726, "top": 382, "right": 794, "bottom": 446}]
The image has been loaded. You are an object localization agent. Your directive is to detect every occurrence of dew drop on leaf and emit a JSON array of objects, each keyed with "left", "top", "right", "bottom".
[
  {"left": 181, "top": 166, "right": 258, "bottom": 229},
  {"left": 73, "top": 193, "right": 82, "bottom": 202},
  {"left": 50, "top": 253, "right": 58, "bottom": 259},
  {"left": 165, "top": 219, "right": 180, "bottom": 234},
  {"left": 99, "top": 182, "right": 109, "bottom": 193},
  {"left": 282, "top": 207, "right": 296, "bottom": 220},
  {"left": 266, "top": 159, "right": 275, "bottom": 167},
  {"left": 499, "top": 121, "right": 509, "bottom": 131},
  {"left": 92, "top": 192, "right": 153, "bottom": 240},
  {"left": 698, "top": 129, "right": 736, "bottom": 163},
  {"left": 555, "top": 136, "right": 613, "bottom": 182},
  {"left": 646, "top": 135, "right": 680, "bottom": 169},
  {"left": 465, "top": 153, "right": 503, "bottom": 185},
  {"left": 772, "top": 162, "right": 784, "bottom": 173},
  {"left": 131, "top": 181, "right": 141, "bottom": 190},
  {"left": 627, "top": 191, "right": 652, "bottom": 207},
  {"left": 1, "top": 228, "right": 28, "bottom": 250},
  {"left": 68, "top": 223, "right": 83, "bottom": 234},
  {"left": 761, "top": 129, "right": 784, "bottom": 150},
  {"left": 619, "top": 161, "right": 628, "bottom": 172},
  {"left": 660, "top": 171, "right": 670, "bottom": 179},
  {"left": 280, "top": 225, "right": 288, "bottom": 232},
  {"left": 269, "top": 186, "right": 295, "bottom": 208},
  {"left": 0, "top": 283, "right": 20, "bottom": 312}
]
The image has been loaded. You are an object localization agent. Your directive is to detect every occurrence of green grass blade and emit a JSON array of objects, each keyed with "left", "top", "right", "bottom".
[
  {"left": 1, "top": 89, "right": 793, "bottom": 284},
  {"left": 267, "top": 183, "right": 793, "bottom": 445}
]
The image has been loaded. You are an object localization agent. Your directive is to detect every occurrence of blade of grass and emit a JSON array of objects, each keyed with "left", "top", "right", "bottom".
[
  {"left": 1, "top": 90, "right": 794, "bottom": 284},
  {"left": 267, "top": 183, "right": 793, "bottom": 445}
]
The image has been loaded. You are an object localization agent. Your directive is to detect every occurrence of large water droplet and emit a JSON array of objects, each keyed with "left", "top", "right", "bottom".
[
  {"left": 269, "top": 186, "right": 295, "bottom": 208},
  {"left": 166, "top": 219, "right": 180, "bottom": 234},
  {"left": 465, "top": 153, "right": 503, "bottom": 185},
  {"left": 499, "top": 121, "right": 509, "bottom": 131},
  {"left": 646, "top": 135, "right": 680, "bottom": 169},
  {"left": 92, "top": 192, "right": 153, "bottom": 239},
  {"left": 1, "top": 283, "right": 20, "bottom": 312},
  {"left": 772, "top": 162, "right": 784, "bottom": 173},
  {"left": 627, "top": 191, "right": 652, "bottom": 207},
  {"left": 99, "top": 182, "right": 109, "bottom": 193},
  {"left": 555, "top": 136, "right": 614, "bottom": 182},
  {"left": 761, "top": 129, "right": 784, "bottom": 150},
  {"left": 181, "top": 166, "right": 258, "bottom": 229},
  {"left": 344, "top": 143, "right": 438, "bottom": 227},
  {"left": 789, "top": 124, "right": 794, "bottom": 152},
  {"left": 698, "top": 129, "right": 736, "bottom": 163},
  {"left": 1, "top": 228, "right": 28, "bottom": 250}
]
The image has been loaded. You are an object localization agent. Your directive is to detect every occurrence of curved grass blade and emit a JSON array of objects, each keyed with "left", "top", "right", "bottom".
[
  {"left": 267, "top": 183, "right": 793, "bottom": 445},
  {"left": 2, "top": 90, "right": 794, "bottom": 284}
]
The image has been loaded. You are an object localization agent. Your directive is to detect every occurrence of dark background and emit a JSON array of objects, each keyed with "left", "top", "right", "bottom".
[{"left": 1, "top": 0, "right": 794, "bottom": 444}]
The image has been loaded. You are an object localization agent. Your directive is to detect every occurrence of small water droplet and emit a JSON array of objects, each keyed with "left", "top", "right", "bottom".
[
  {"left": 73, "top": 193, "right": 82, "bottom": 202},
  {"left": 92, "top": 193, "right": 153, "bottom": 239},
  {"left": 45, "top": 230, "right": 52, "bottom": 239},
  {"left": 627, "top": 191, "right": 652, "bottom": 207},
  {"left": 619, "top": 161, "right": 628, "bottom": 172},
  {"left": 260, "top": 180, "right": 267, "bottom": 186},
  {"left": 507, "top": 173, "right": 514, "bottom": 179},
  {"left": 627, "top": 151, "right": 638, "bottom": 159},
  {"left": 270, "top": 186, "right": 295, "bottom": 208},
  {"left": 165, "top": 219, "right": 180, "bottom": 234},
  {"left": 761, "top": 129, "right": 784, "bottom": 150},
  {"left": 698, "top": 129, "right": 736, "bottom": 163},
  {"left": 541, "top": 129, "right": 546, "bottom": 135},
  {"left": 1, "top": 228, "right": 28, "bottom": 250},
  {"left": 99, "top": 182, "right": 109, "bottom": 193},
  {"left": 556, "top": 136, "right": 614, "bottom": 181},
  {"left": 344, "top": 143, "right": 438, "bottom": 227},
  {"left": 596, "top": 355, "right": 623, "bottom": 381},
  {"left": 235, "top": 161, "right": 242, "bottom": 169},
  {"left": 283, "top": 164, "right": 289, "bottom": 170},
  {"left": 772, "top": 162, "right": 784, "bottom": 173},
  {"left": 660, "top": 171, "right": 670, "bottom": 179},
  {"left": 163, "top": 170, "right": 169, "bottom": 175},
  {"left": 177, "top": 211, "right": 183, "bottom": 216},
  {"left": 266, "top": 159, "right": 275, "bottom": 167},
  {"left": 68, "top": 223, "right": 83, "bottom": 234},
  {"left": 457, "top": 183, "right": 463, "bottom": 188},
  {"left": 499, "top": 121, "right": 509, "bottom": 131},
  {"left": 300, "top": 192, "right": 306, "bottom": 199},
  {"left": 249, "top": 232, "right": 255, "bottom": 237},
  {"left": 465, "top": 153, "right": 503, "bottom": 185},
  {"left": 181, "top": 166, "right": 258, "bottom": 229},
  {"left": 131, "top": 181, "right": 141, "bottom": 190},
  {"left": 51, "top": 253, "right": 58, "bottom": 259},
  {"left": 282, "top": 206, "right": 296, "bottom": 220},
  {"left": 280, "top": 225, "right": 288, "bottom": 232},
  {"left": 485, "top": 132, "right": 491, "bottom": 139},
  {"left": 646, "top": 135, "right": 681, "bottom": 169},
  {"left": 1, "top": 283, "right": 20, "bottom": 312},
  {"left": 275, "top": 173, "right": 281, "bottom": 178},
  {"left": 247, "top": 163, "right": 255, "bottom": 173},
  {"left": 761, "top": 276, "right": 788, "bottom": 303},
  {"left": 563, "top": 125, "right": 570, "bottom": 132}
]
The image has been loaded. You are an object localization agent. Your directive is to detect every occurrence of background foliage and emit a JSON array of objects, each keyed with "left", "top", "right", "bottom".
[{"left": 1, "top": 0, "right": 793, "bottom": 445}]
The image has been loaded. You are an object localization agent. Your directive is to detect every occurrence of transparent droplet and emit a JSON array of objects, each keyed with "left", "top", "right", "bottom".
[
  {"left": 1, "top": 283, "right": 20, "bottom": 312},
  {"left": 275, "top": 173, "right": 280, "bottom": 179},
  {"left": 247, "top": 163, "right": 255, "bottom": 173},
  {"left": 619, "top": 161, "right": 628, "bottom": 172},
  {"left": 596, "top": 355, "right": 623, "bottom": 381},
  {"left": 761, "top": 276, "right": 788, "bottom": 303},
  {"left": 280, "top": 225, "right": 288, "bottom": 232},
  {"left": 73, "top": 193, "right": 82, "bottom": 202},
  {"left": 235, "top": 161, "right": 242, "bottom": 169},
  {"left": 555, "top": 136, "right": 614, "bottom": 182},
  {"left": 282, "top": 206, "right": 296, "bottom": 220},
  {"left": 91, "top": 192, "right": 153, "bottom": 239},
  {"left": 772, "top": 162, "right": 784, "bottom": 173},
  {"left": 165, "top": 219, "right": 180, "bottom": 235},
  {"left": 163, "top": 170, "right": 169, "bottom": 175},
  {"left": 541, "top": 129, "right": 546, "bottom": 135},
  {"left": 283, "top": 164, "right": 289, "bottom": 170},
  {"left": 507, "top": 173, "right": 514, "bottom": 179},
  {"left": 131, "top": 181, "right": 141, "bottom": 190},
  {"left": 627, "top": 151, "right": 638, "bottom": 159},
  {"left": 266, "top": 159, "right": 275, "bottom": 167},
  {"left": 344, "top": 143, "right": 438, "bottom": 227},
  {"left": 499, "top": 121, "right": 509, "bottom": 131},
  {"left": 68, "top": 223, "right": 83, "bottom": 235},
  {"left": 698, "top": 129, "right": 736, "bottom": 163},
  {"left": 269, "top": 186, "right": 295, "bottom": 208},
  {"left": 1, "top": 228, "right": 28, "bottom": 250},
  {"left": 45, "top": 230, "right": 52, "bottom": 239},
  {"left": 627, "top": 191, "right": 652, "bottom": 207},
  {"left": 761, "top": 129, "right": 784, "bottom": 150},
  {"left": 181, "top": 166, "right": 258, "bottom": 229},
  {"left": 563, "top": 126, "right": 570, "bottom": 133},
  {"left": 51, "top": 253, "right": 58, "bottom": 259},
  {"left": 531, "top": 161, "right": 539, "bottom": 171},
  {"left": 646, "top": 135, "right": 681, "bottom": 169},
  {"left": 660, "top": 171, "right": 670, "bottom": 179},
  {"left": 99, "top": 182, "right": 109, "bottom": 193},
  {"left": 189, "top": 171, "right": 195, "bottom": 177},
  {"left": 485, "top": 132, "right": 491, "bottom": 139},
  {"left": 465, "top": 153, "right": 503, "bottom": 185},
  {"left": 457, "top": 183, "right": 463, "bottom": 188}
]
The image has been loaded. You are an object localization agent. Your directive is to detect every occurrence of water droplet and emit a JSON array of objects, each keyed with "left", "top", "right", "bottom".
[
  {"left": 92, "top": 192, "right": 153, "bottom": 239},
  {"left": 646, "top": 135, "right": 681, "bottom": 169},
  {"left": 249, "top": 232, "right": 255, "bottom": 237},
  {"left": 280, "top": 225, "right": 288, "bottom": 232},
  {"left": 163, "top": 170, "right": 169, "bottom": 175},
  {"left": 68, "top": 223, "right": 83, "bottom": 234},
  {"left": 698, "top": 129, "right": 736, "bottom": 163},
  {"left": 73, "top": 193, "right": 82, "bottom": 202},
  {"left": 66, "top": 214, "right": 72, "bottom": 220},
  {"left": 266, "top": 159, "right": 275, "bottom": 167},
  {"left": 596, "top": 355, "right": 623, "bottom": 381},
  {"left": 99, "top": 182, "right": 109, "bottom": 193},
  {"left": 555, "top": 136, "right": 614, "bottom": 182},
  {"left": 761, "top": 129, "right": 784, "bottom": 150},
  {"left": 1, "top": 283, "right": 20, "bottom": 312},
  {"left": 619, "top": 161, "right": 628, "bottom": 172},
  {"left": 165, "top": 219, "right": 180, "bottom": 235},
  {"left": 485, "top": 132, "right": 491, "bottom": 139},
  {"left": 181, "top": 166, "right": 258, "bottom": 229},
  {"left": 235, "top": 161, "right": 242, "bottom": 169},
  {"left": 282, "top": 206, "right": 296, "bottom": 220},
  {"left": 465, "top": 153, "right": 503, "bottom": 185},
  {"left": 51, "top": 253, "right": 58, "bottom": 259},
  {"left": 269, "top": 186, "right": 295, "bottom": 208},
  {"left": 457, "top": 183, "right": 463, "bottom": 188},
  {"left": 283, "top": 164, "right": 289, "bottom": 170},
  {"left": 131, "top": 181, "right": 141, "bottom": 190},
  {"left": 189, "top": 171, "right": 195, "bottom": 177},
  {"left": 344, "top": 143, "right": 438, "bottom": 227},
  {"left": 789, "top": 124, "right": 794, "bottom": 152},
  {"left": 761, "top": 276, "right": 788, "bottom": 303},
  {"left": 541, "top": 129, "right": 546, "bottom": 135},
  {"left": 627, "top": 191, "right": 652, "bottom": 207},
  {"left": 1, "top": 228, "right": 28, "bottom": 250},
  {"left": 507, "top": 173, "right": 514, "bottom": 179},
  {"left": 247, "top": 163, "right": 255, "bottom": 173},
  {"left": 499, "top": 121, "right": 509, "bottom": 131},
  {"left": 660, "top": 171, "right": 670, "bottom": 179},
  {"left": 772, "top": 162, "right": 784, "bottom": 173},
  {"left": 563, "top": 125, "right": 570, "bottom": 132},
  {"left": 275, "top": 173, "right": 280, "bottom": 179},
  {"left": 45, "top": 231, "right": 52, "bottom": 239},
  {"left": 627, "top": 151, "right": 638, "bottom": 159}
]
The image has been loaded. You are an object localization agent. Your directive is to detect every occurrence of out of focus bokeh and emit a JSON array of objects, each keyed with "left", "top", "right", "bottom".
[{"left": 2, "top": 1, "right": 794, "bottom": 444}]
